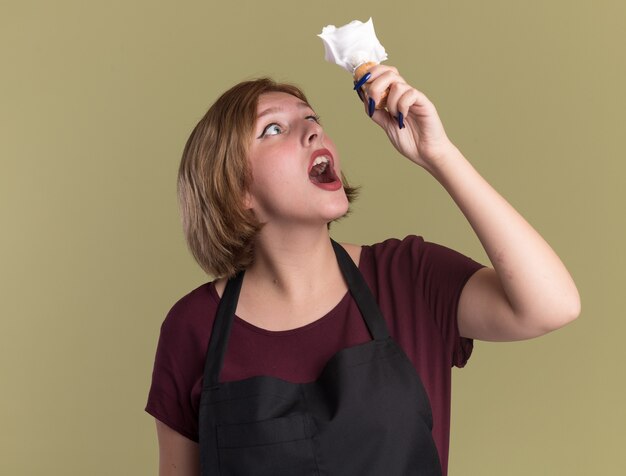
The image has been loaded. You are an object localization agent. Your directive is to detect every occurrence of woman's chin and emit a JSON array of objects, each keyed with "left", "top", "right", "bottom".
[{"left": 322, "top": 197, "right": 351, "bottom": 222}]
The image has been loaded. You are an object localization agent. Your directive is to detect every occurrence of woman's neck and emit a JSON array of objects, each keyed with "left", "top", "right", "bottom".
[
  {"left": 244, "top": 226, "right": 341, "bottom": 305},
  {"left": 211, "top": 226, "right": 362, "bottom": 331}
]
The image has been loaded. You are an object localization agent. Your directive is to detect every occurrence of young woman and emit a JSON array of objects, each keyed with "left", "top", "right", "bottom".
[{"left": 146, "top": 65, "right": 580, "bottom": 475}]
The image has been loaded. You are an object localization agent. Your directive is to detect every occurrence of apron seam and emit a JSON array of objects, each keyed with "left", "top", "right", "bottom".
[{"left": 299, "top": 383, "right": 323, "bottom": 476}]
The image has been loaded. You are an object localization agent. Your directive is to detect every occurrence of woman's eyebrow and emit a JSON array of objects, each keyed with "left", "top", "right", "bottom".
[{"left": 256, "top": 102, "right": 313, "bottom": 119}]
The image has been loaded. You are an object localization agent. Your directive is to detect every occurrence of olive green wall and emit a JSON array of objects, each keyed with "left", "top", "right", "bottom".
[{"left": 1, "top": 0, "right": 623, "bottom": 474}]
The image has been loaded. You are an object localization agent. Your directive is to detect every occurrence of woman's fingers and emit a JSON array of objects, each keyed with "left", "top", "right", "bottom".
[
  {"left": 355, "top": 65, "right": 414, "bottom": 126},
  {"left": 365, "top": 68, "right": 406, "bottom": 105},
  {"left": 354, "top": 65, "right": 438, "bottom": 133},
  {"left": 386, "top": 82, "right": 414, "bottom": 117},
  {"left": 365, "top": 63, "right": 399, "bottom": 81}
]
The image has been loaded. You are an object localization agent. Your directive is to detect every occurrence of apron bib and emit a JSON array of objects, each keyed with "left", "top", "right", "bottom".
[{"left": 199, "top": 239, "right": 442, "bottom": 475}]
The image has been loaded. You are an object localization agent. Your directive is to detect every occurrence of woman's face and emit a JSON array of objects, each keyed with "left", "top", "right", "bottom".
[{"left": 244, "top": 92, "right": 349, "bottom": 227}]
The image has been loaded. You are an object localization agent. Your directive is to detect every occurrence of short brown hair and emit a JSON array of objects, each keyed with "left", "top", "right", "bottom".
[{"left": 177, "top": 78, "right": 360, "bottom": 279}]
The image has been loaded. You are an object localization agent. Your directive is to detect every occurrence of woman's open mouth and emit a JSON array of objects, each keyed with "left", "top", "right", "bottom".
[{"left": 308, "top": 150, "right": 343, "bottom": 191}]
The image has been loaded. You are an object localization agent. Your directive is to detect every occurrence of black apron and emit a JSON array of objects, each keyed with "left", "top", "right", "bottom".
[{"left": 199, "top": 239, "right": 442, "bottom": 475}]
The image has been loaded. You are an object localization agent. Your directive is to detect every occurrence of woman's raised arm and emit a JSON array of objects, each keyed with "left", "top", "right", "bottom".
[{"left": 357, "top": 65, "right": 580, "bottom": 341}]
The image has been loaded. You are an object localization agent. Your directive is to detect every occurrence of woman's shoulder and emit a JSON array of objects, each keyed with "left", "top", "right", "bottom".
[
  {"left": 361, "top": 234, "right": 482, "bottom": 270},
  {"left": 160, "top": 281, "right": 218, "bottom": 333},
  {"left": 349, "top": 235, "right": 427, "bottom": 262},
  {"left": 339, "top": 242, "right": 363, "bottom": 268}
]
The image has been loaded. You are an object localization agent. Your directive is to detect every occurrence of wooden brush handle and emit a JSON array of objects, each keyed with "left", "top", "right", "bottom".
[{"left": 353, "top": 62, "right": 388, "bottom": 109}]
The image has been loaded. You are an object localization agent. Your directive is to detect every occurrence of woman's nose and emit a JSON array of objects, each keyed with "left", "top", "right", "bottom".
[{"left": 304, "top": 121, "right": 322, "bottom": 145}]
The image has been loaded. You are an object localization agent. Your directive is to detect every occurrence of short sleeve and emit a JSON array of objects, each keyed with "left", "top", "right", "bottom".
[
  {"left": 365, "top": 235, "right": 486, "bottom": 368},
  {"left": 415, "top": 238, "right": 486, "bottom": 367},
  {"left": 145, "top": 288, "right": 211, "bottom": 442}
]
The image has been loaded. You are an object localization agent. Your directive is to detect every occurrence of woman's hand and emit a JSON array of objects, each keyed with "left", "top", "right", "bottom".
[{"left": 354, "top": 64, "right": 457, "bottom": 172}]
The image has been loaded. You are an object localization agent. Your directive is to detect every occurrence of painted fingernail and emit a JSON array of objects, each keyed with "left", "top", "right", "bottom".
[
  {"left": 353, "top": 72, "right": 371, "bottom": 91},
  {"left": 354, "top": 83, "right": 364, "bottom": 101},
  {"left": 368, "top": 98, "right": 375, "bottom": 117},
  {"left": 398, "top": 112, "right": 404, "bottom": 129}
]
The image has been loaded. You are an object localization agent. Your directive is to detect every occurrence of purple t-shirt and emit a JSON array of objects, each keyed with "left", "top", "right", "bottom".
[{"left": 146, "top": 235, "right": 484, "bottom": 475}]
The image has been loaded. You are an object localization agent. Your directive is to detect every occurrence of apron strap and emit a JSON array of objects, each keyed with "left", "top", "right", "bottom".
[
  {"left": 330, "top": 239, "right": 389, "bottom": 341},
  {"left": 202, "top": 270, "right": 244, "bottom": 387}
]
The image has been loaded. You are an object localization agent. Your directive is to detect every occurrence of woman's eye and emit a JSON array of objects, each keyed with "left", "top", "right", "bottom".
[
  {"left": 259, "top": 115, "right": 320, "bottom": 138},
  {"left": 261, "top": 123, "right": 282, "bottom": 137}
]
